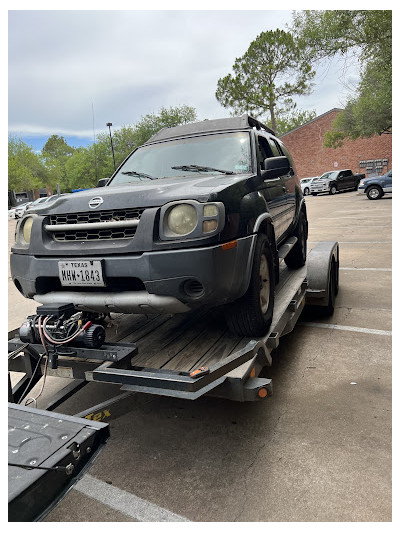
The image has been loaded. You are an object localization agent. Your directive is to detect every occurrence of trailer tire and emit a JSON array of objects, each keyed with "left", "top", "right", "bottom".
[
  {"left": 321, "top": 257, "right": 337, "bottom": 316},
  {"left": 224, "top": 234, "right": 275, "bottom": 337},
  {"left": 284, "top": 210, "right": 307, "bottom": 269}
]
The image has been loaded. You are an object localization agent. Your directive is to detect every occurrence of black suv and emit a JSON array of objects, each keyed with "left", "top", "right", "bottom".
[{"left": 11, "top": 115, "right": 308, "bottom": 337}]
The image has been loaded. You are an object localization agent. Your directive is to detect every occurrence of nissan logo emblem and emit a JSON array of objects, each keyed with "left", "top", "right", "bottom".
[{"left": 88, "top": 196, "right": 104, "bottom": 209}]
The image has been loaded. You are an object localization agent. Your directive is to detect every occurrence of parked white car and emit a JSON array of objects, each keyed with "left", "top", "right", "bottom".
[
  {"left": 300, "top": 177, "right": 319, "bottom": 196},
  {"left": 15, "top": 202, "right": 32, "bottom": 218}
]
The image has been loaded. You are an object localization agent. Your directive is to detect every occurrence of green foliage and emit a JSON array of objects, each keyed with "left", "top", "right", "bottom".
[
  {"left": 8, "top": 105, "right": 198, "bottom": 193},
  {"left": 292, "top": 10, "right": 392, "bottom": 142},
  {"left": 131, "top": 105, "right": 197, "bottom": 147},
  {"left": 8, "top": 137, "right": 47, "bottom": 191},
  {"left": 271, "top": 107, "right": 317, "bottom": 136},
  {"left": 42, "top": 135, "right": 75, "bottom": 159},
  {"left": 215, "top": 29, "right": 315, "bottom": 132}
]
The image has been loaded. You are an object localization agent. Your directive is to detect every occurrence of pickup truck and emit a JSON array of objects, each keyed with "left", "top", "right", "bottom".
[
  {"left": 310, "top": 169, "right": 365, "bottom": 195},
  {"left": 11, "top": 114, "right": 308, "bottom": 338},
  {"left": 358, "top": 170, "right": 392, "bottom": 200}
]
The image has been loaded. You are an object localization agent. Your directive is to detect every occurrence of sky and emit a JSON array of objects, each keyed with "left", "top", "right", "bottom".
[{"left": 8, "top": 5, "right": 363, "bottom": 152}]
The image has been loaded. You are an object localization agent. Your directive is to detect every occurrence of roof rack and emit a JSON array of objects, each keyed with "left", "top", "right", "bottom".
[
  {"left": 144, "top": 114, "right": 276, "bottom": 144},
  {"left": 246, "top": 115, "right": 275, "bottom": 136}
]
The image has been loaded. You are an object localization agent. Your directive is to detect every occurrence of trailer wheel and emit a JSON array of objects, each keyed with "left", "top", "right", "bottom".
[
  {"left": 225, "top": 234, "right": 275, "bottom": 337},
  {"left": 321, "top": 258, "right": 338, "bottom": 316},
  {"left": 285, "top": 210, "right": 307, "bottom": 269}
]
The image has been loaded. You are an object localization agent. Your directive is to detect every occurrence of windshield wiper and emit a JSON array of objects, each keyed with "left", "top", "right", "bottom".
[
  {"left": 121, "top": 170, "right": 155, "bottom": 180},
  {"left": 171, "top": 164, "right": 234, "bottom": 175}
]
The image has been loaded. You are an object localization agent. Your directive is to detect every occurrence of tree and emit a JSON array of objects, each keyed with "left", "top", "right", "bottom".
[
  {"left": 130, "top": 105, "right": 197, "bottom": 147},
  {"left": 42, "top": 135, "right": 75, "bottom": 159},
  {"left": 215, "top": 29, "right": 315, "bottom": 132},
  {"left": 271, "top": 106, "right": 317, "bottom": 136},
  {"left": 42, "top": 135, "right": 75, "bottom": 189},
  {"left": 61, "top": 105, "right": 198, "bottom": 191},
  {"left": 291, "top": 10, "right": 392, "bottom": 144},
  {"left": 8, "top": 137, "right": 47, "bottom": 191}
]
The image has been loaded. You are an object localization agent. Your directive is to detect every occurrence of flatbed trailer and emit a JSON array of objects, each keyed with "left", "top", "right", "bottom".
[
  {"left": 9, "top": 240, "right": 339, "bottom": 409},
  {"left": 8, "top": 241, "right": 338, "bottom": 520}
]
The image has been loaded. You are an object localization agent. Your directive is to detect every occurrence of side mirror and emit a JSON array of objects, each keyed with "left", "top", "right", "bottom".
[
  {"left": 261, "top": 156, "right": 291, "bottom": 180},
  {"left": 97, "top": 177, "right": 110, "bottom": 187}
]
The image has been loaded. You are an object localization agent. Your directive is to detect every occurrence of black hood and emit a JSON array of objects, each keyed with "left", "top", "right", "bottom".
[{"left": 30, "top": 174, "right": 250, "bottom": 215}]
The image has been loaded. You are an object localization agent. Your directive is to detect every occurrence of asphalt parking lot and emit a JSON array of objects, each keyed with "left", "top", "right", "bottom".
[{"left": 8, "top": 190, "right": 392, "bottom": 522}]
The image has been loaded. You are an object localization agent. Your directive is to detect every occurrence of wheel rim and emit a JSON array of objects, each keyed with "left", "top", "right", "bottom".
[
  {"left": 331, "top": 186, "right": 337, "bottom": 194},
  {"left": 304, "top": 188, "right": 309, "bottom": 195},
  {"left": 369, "top": 188, "right": 379, "bottom": 199},
  {"left": 259, "top": 254, "right": 270, "bottom": 314}
]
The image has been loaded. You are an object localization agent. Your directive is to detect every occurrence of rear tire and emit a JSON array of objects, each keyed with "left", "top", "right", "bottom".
[
  {"left": 224, "top": 234, "right": 275, "bottom": 337},
  {"left": 284, "top": 211, "right": 307, "bottom": 269},
  {"left": 366, "top": 186, "right": 383, "bottom": 200}
]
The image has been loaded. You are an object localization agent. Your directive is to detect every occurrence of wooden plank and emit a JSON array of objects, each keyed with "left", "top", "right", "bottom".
[
  {"left": 132, "top": 309, "right": 209, "bottom": 368},
  {"left": 162, "top": 311, "right": 227, "bottom": 372},
  {"left": 188, "top": 330, "right": 242, "bottom": 371},
  {"left": 105, "top": 313, "right": 159, "bottom": 343},
  {"left": 118, "top": 314, "right": 173, "bottom": 344}
]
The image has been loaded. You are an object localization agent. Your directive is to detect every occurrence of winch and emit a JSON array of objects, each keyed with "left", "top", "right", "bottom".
[{"left": 19, "top": 303, "right": 106, "bottom": 349}]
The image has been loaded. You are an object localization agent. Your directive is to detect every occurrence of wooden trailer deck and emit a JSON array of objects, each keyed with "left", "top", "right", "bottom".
[{"left": 104, "top": 261, "right": 308, "bottom": 374}]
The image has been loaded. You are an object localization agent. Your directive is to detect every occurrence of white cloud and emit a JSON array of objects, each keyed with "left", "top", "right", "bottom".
[{"left": 8, "top": 9, "right": 360, "bottom": 139}]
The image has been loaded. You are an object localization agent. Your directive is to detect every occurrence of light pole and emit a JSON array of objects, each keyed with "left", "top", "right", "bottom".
[{"left": 106, "top": 122, "right": 116, "bottom": 170}]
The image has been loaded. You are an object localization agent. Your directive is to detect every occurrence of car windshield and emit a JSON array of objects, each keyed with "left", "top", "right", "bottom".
[
  {"left": 319, "top": 171, "right": 337, "bottom": 180},
  {"left": 109, "top": 132, "right": 252, "bottom": 186}
]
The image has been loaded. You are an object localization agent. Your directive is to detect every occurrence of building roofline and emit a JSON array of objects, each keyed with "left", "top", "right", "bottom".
[{"left": 280, "top": 108, "right": 343, "bottom": 138}]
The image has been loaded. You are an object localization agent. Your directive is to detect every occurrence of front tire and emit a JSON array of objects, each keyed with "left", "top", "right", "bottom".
[
  {"left": 224, "top": 234, "right": 275, "bottom": 337},
  {"left": 303, "top": 187, "right": 310, "bottom": 196},
  {"left": 366, "top": 186, "right": 383, "bottom": 200},
  {"left": 329, "top": 184, "right": 337, "bottom": 195}
]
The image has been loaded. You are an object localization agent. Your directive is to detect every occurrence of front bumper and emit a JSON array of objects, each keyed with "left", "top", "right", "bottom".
[
  {"left": 310, "top": 185, "right": 330, "bottom": 194},
  {"left": 11, "top": 236, "right": 256, "bottom": 314}
]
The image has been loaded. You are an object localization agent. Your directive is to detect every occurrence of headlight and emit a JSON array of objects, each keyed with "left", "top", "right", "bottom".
[
  {"left": 167, "top": 204, "right": 198, "bottom": 235},
  {"left": 19, "top": 216, "right": 34, "bottom": 244},
  {"left": 160, "top": 201, "right": 225, "bottom": 240}
]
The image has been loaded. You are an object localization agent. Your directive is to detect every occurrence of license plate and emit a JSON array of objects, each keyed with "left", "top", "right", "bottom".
[{"left": 58, "top": 260, "right": 105, "bottom": 287}]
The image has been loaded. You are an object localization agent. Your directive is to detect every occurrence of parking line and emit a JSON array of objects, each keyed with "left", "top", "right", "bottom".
[
  {"left": 339, "top": 267, "right": 391, "bottom": 271},
  {"left": 298, "top": 322, "right": 391, "bottom": 336},
  {"left": 74, "top": 474, "right": 191, "bottom": 522},
  {"left": 308, "top": 241, "right": 391, "bottom": 244}
]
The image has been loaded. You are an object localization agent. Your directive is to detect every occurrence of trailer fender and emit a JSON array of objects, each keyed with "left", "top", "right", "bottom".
[{"left": 305, "top": 241, "right": 339, "bottom": 307}]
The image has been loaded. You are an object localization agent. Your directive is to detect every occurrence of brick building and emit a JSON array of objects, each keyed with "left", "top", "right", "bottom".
[{"left": 280, "top": 108, "right": 392, "bottom": 180}]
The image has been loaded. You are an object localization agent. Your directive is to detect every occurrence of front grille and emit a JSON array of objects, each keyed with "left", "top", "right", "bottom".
[{"left": 47, "top": 208, "right": 145, "bottom": 241}]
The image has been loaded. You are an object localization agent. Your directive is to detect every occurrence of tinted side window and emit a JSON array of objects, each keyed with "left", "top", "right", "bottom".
[
  {"left": 268, "top": 137, "right": 284, "bottom": 157},
  {"left": 257, "top": 135, "right": 273, "bottom": 170}
]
